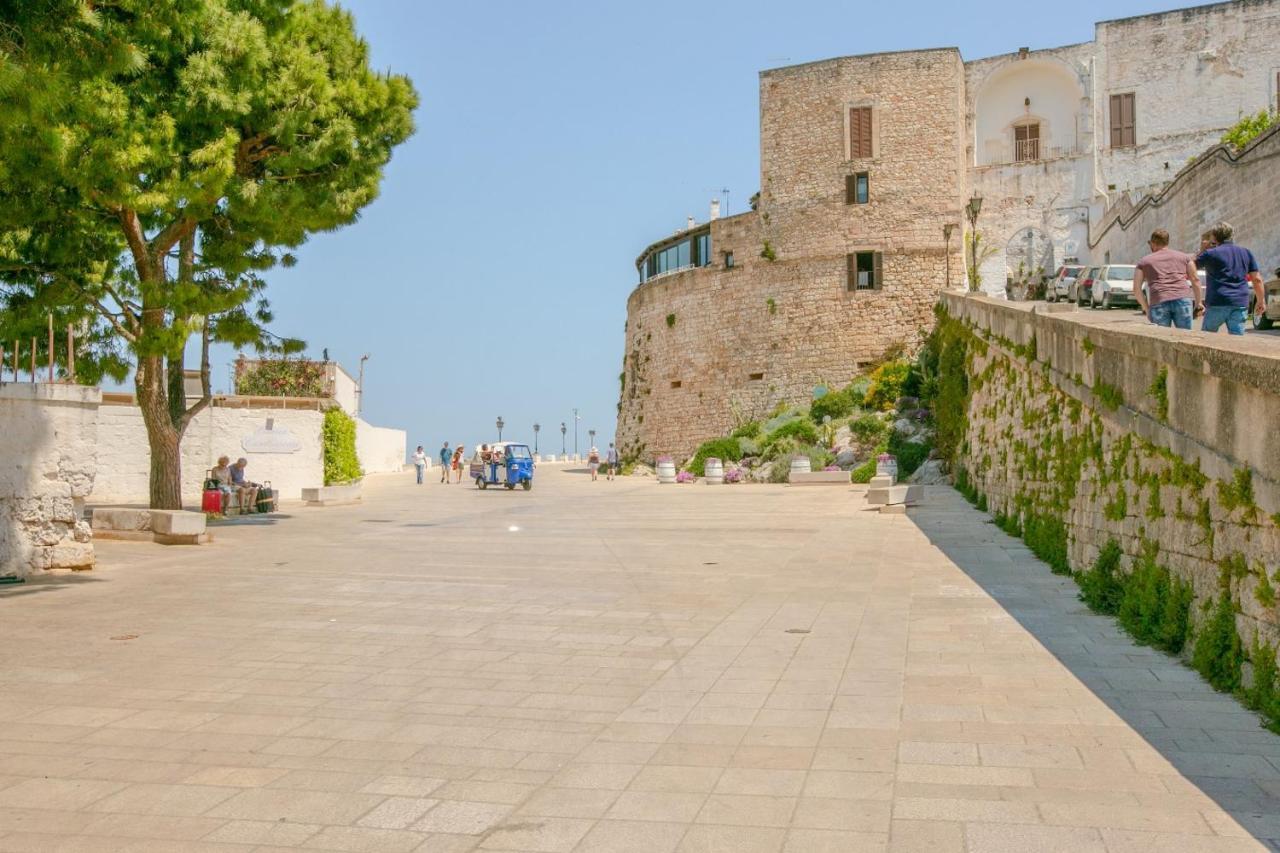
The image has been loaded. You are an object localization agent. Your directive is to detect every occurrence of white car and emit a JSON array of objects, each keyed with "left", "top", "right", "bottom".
[
  {"left": 1046, "top": 265, "right": 1084, "bottom": 303},
  {"left": 1091, "top": 265, "right": 1139, "bottom": 309}
]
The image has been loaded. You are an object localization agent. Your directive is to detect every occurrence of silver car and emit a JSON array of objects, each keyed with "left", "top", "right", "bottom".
[
  {"left": 1046, "top": 265, "right": 1084, "bottom": 303},
  {"left": 1091, "top": 264, "right": 1139, "bottom": 309}
]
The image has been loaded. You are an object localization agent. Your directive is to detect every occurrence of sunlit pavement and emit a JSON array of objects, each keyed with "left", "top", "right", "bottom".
[{"left": 2, "top": 468, "right": 1277, "bottom": 852}]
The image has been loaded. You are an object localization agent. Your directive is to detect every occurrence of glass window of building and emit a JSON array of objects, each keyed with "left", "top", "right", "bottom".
[{"left": 847, "top": 251, "right": 882, "bottom": 290}]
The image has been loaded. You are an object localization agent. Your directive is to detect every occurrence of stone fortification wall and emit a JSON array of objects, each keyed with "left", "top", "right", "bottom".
[
  {"left": 0, "top": 384, "right": 99, "bottom": 578},
  {"left": 941, "top": 293, "right": 1280, "bottom": 648},
  {"left": 1092, "top": 124, "right": 1280, "bottom": 271},
  {"left": 92, "top": 404, "right": 325, "bottom": 506},
  {"left": 616, "top": 50, "right": 967, "bottom": 462}
]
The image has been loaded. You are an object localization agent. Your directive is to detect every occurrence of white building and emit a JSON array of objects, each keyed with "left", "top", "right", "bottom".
[{"left": 964, "top": 0, "right": 1280, "bottom": 292}]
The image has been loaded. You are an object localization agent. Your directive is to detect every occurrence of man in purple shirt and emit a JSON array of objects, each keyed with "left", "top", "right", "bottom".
[{"left": 1197, "top": 222, "right": 1265, "bottom": 335}]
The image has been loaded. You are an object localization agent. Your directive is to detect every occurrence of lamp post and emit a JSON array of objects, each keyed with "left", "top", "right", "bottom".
[
  {"left": 533, "top": 423, "right": 540, "bottom": 454},
  {"left": 560, "top": 422, "right": 566, "bottom": 456},
  {"left": 573, "top": 408, "right": 580, "bottom": 457},
  {"left": 588, "top": 429, "right": 596, "bottom": 450},
  {"left": 356, "top": 353, "right": 370, "bottom": 416},
  {"left": 964, "top": 194, "right": 983, "bottom": 292},
  {"left": 496, "top": 416, "right": 504, "bottom": 441},
  {"left": 943, "top": 223, "right": 955, "bottom": 290}
]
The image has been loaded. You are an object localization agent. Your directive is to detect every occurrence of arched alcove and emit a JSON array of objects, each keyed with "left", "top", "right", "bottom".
[{"left": 975, "top": 59, "right": 1085, "bottom": 166}]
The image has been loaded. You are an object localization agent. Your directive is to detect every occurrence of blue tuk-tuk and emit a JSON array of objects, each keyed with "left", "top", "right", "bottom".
[{"left": 469, "top": 442, "right": 534, "bottom": 490}]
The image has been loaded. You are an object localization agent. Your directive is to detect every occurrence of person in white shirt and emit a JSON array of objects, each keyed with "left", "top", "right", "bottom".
[{"left": 412, "top": 446, "right": 427, "bottom": 484}]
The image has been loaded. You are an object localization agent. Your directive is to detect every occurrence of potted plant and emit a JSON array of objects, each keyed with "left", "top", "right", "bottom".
[{"left": 656, "top": 455, "right": 677, "bottom": 484}]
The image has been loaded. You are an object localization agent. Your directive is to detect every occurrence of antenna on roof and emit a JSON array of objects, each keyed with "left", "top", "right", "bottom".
[{"left": 721, "top": 187, "right": 730, "bottom": 215}]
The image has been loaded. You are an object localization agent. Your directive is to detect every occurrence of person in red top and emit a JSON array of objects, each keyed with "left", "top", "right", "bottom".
[{"left": 1134, "top": 229, "right": 1201, "bottom": 330}]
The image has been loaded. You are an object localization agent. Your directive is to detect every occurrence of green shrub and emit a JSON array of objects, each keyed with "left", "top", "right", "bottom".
[
  {"left": 730, "top": 421, "right": 761, "bottom": 439},
  {"left": 850, "top": 413, "right": 888, "bottom": 445},
  {"left": 322, "top": 408, "right": 363, "bottom": 486},
  {"left": 1158, "top": 576, "right": 1194, "bottom": 655},
  {"left": 1221, "top": 108, "right": 1280, "bottom": 151},
  {"left": 736, "top": 437, "right": 760, "bottom": 458},
  {"left": 1245, "top": 639, "right": 1280, "bottom": 731},
  {"left": 763, "top": 418, "right": 820, "bottom": 449},
  {"left": 863, "top": 360, "right": 912, "bottom": 411},
  {"left": 887, "top": 429, "right": 930, "bottom": 479},
  {"left": 1023, "top": 514, "right": 1069, "bottom": 575},
  {"left": 1118, "top": 551, "right": 1170, "bottom": 645},
  {"left": 810, "top": 387, "right": 858, "bottom": 423},
  {"left": 762, "top": 407, "right": 805, "bottom": 435},
  {"left": 1192, "top": 590, "right": 1243, "bottom": 692},
  {"left": 688, "top": 437, "right": 742, "bottom": 476},
  {"left": 1078, "top": 540, "right": 1124, "bottom": 615}
]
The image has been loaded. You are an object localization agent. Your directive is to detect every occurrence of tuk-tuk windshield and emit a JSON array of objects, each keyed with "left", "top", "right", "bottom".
[{"left": 507, "top": 445, "right": 532, "bottom": 460}]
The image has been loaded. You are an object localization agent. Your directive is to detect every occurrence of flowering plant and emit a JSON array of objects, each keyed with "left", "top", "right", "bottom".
[
  {"left": 823, "top": 465, "right": 841, "bottom": 472},
  {"left": 676, "top": 471, "right": 696, "bottom": 483},
  {"left": 724, "top": 467, "right": 743, "bottom": 483},
  {"left": 877, "top": 453, "right": 894, "bottom": 463},
  {"left": 656, "top": 455, "right": 674, "bottom": 464}
]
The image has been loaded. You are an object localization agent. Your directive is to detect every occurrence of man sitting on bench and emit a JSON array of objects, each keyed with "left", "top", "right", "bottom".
[{"left": 230, "top": 458, "right": 260, "bottom": 513}]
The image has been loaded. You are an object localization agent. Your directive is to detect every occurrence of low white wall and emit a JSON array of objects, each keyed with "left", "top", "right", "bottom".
[
  {"left": 356, "top": 418, "right": 406, "bottom": 474},
  {"left": 0, "top": 384, "right": 99, "bottom": 576},
  {"left": 91, "top": 404, "right": 324, "bottom": 506}
]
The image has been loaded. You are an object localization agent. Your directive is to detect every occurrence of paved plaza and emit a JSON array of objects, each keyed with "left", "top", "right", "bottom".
[{"left": 3, "top": 470, "right": 1280, "bottom": 852}]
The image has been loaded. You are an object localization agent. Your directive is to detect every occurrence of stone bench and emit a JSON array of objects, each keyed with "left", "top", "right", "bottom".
[
  {"left": 788, "top": 471, "right": 851, "bottom": 485},
  {"left": 302, "top": 482, "right": 362, "bottom": 507},
  {"left": 150, "top": 510, "right": 209, "bottom": 545},
  {"left": 90, "top": 507, "right": 153, "bottom": 541}
]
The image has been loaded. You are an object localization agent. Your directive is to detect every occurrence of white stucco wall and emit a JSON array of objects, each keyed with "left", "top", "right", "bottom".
[
  {"left": 973, "top": 59, "right": 1087, "bottom": 166},
  {"left": 356, "top": 418, "right": 406, "bottom": 474},
  {"left": 0, "top": 384, "right": 99, "bottom": 577},
  {"left": 91, "top": 404, "right": 325, "bottom": 506},
  {"left": 330, "top": 364, "right": 359, "bottom": 415}
]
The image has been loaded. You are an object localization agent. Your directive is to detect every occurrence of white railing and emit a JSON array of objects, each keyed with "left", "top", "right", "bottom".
[{"left": 982, "top": 143, "right": 1083, "bottom": 167}]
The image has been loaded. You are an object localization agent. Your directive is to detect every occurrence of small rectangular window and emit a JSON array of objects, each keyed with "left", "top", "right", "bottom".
[
  {"left": 849, "top": 107, "right": 873, "bottom": 158},
  {"left": 724, "top": 251, "right": 734, "bottom": 269},
  {"left": 846, "top": 251, "right": 882, "bottom": 291},
  {"left": 845, "top": 172, "right": 869, "bottom": 204},
  {"left": 748, "top": 372, "right": 764, "bottom": 381},
  {"left": 670, "top": 380, "right": 682, "bottom": 389},
  {"left": 1110, "top": 93, "right": 1135, "bottom": 148}
]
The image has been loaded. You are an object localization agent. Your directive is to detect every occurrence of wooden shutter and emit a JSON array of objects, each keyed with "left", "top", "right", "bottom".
[
  {"left": 846, "top": 253, "right": 856, "bottom": 290},
  {"left": 873, "top": 252, "right": 884, "bottom": 290},
  {"left": 1110, "top": 94, "right": 1135, "bottom": 147},
  {"left": 850, "top": 107, "right": 872, "bottom": 158},
  {"left": 846, "top": 174, "right": 857, "bottom": 204}
]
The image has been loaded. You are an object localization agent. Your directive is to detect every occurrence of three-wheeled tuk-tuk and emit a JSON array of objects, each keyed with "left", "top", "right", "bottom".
[{"left": 469, "top": 442, "right": 534, "bottom": 490}]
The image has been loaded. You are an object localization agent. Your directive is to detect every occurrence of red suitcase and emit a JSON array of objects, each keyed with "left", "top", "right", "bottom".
[{"left": 202, "top": 470, "right": 224, "bottom": 513}]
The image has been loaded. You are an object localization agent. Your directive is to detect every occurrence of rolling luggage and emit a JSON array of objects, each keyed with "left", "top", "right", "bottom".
[
  {"left": 202, "top": 471, "right": 224, "bottom": 514},
  {"left": 255, "top": 481, "right": 275, "bottom": 513}
]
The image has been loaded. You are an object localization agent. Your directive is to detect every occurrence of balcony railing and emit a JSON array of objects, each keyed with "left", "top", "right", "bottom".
[{"left": 980, "top": 143, "right": 1082, "bottom": 167}]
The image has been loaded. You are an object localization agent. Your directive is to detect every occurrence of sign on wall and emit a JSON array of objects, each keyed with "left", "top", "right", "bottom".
[{"left": 241, "top": 418, "right": 302, "bottom": 454}]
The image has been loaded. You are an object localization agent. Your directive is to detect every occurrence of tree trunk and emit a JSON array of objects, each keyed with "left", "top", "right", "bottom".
[{"left": 136, "top": 352, "right": 183, "bottom": 509}]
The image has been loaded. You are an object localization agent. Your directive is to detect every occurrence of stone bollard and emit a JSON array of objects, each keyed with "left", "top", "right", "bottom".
[{"left": 150, "top": 510, "right": 209, "bottom": 545}]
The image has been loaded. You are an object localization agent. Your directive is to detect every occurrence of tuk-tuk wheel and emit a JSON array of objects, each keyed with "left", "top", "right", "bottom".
[
  {"left": 476, "top": 477, "right": 486, "bottom": 489},
  {"left": 504, "top": 482, "right": 515, "bottom": 490},
  {"left": 522, "top": 480, "right": 532, "bottom": 491}
]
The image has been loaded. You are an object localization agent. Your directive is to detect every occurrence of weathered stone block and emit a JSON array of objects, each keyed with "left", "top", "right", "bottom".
[{"left": 150, "top": 510, "right": 208, "bottom": 545}]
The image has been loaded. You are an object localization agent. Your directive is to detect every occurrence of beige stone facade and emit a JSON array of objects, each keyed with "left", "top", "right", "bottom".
[{"left": 617, "top": 0, "right": 1280, "bottom": 462}]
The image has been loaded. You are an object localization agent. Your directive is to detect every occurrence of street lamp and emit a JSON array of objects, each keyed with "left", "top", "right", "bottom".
[
  {"left": 560, "top": 422, "right": 566, "bottom": 455},
  {"left": 943, "top": 223, "right": 955, "bottom": 290},
  {"left": 588, "top": 429, "right": 596, "bottom": 449},
  {"left": 496, "top": 416, "right": 504, "bottom": 441},
  {"left": 533, "top": 423, "right": 540, "bottom": 454},
  {"left": 573, "top": 408, "right": 580, "bottom": 457},
  {"left": 964, "top": 195, "right": 983, "bottom": 292}
]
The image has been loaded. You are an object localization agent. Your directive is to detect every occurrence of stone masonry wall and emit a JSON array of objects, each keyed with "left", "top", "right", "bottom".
[
  {"left": 1092, "top": 124, "right": 1280, "bottom": 273},
  {"left": 0, "top": 384, "right": 99, "bottom": 578},
  {"left": 944, "top": 293, "right": 1280, "bottom": 648}
]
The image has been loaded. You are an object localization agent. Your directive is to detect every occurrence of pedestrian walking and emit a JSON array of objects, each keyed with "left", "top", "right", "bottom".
[
  {"left": 606, "top": 442, "right": 619, "bottom": 480},
  {"left": 1134, "top": 229, "right": 1200, "bottom": 330},
  {"left": 1198, "top": 221, "right": 1265, "bottom": 335},
  {"left": 412, "top": 445, "right": 427, "bottom": 484},
  {"left": 439, "top": 442, "right": 451, "bottom": 483},
  {"left": 588, "top": 446, "right": 600, "bottom": 481},
  {"left": 451, "top": 445, "right": 465, "bottom": 484}
]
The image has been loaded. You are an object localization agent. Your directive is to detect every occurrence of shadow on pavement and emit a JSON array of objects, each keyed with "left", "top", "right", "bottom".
[
  {"left": 909, "top": 487, "right": 1280, "bottom": 848},
  {"left": 0, "top": 571, "right": 104, "bottom": 599}
]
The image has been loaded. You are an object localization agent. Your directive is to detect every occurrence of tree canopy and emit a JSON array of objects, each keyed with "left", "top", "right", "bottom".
[{"left": 0, "top": 0, "right": 418, "bottom": 507}]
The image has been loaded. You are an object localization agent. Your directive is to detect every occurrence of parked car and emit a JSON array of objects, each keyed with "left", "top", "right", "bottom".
[
  {"left": 1046, "top": 265, "right": 1084, "bottom": 303},
  {"left": 1252, "top": 274, "right": 1280, "bottom": 330},
  {"left": 1072, "top": 267, "right": 1101, "bottom": 306},
  {"left": 1091, "top": 264, "right": 1139, "bottom": 309}
]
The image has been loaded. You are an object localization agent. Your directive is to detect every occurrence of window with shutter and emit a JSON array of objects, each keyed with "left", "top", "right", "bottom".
[
  {"left": 847, "top": 251, "right": 881, "bottom": 291},
  {"left": 1013, "top": 122, "right": 1040, "bottom": 162},
  {"left": 1110, "top": 93, "right": 1135, "bottom": 148},
  {"left": 845, "top": 172, "right": 869, "bottom": 205},
  {"left": 849, "top": 107, "right": 873, "bottom": 158}
]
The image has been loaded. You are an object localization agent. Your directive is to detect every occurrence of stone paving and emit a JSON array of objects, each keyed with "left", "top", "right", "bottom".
[{"left": 2, "top": 469, "right": 1280, "bottom": 852}]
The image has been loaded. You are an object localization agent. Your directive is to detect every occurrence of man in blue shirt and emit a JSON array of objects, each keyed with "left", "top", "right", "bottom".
[
  {"left": 439, "top": 442, "right": 451, "bottom": 483},
  {"left": 1197, "top": 222, "right": 1265, "bottom": 335}
]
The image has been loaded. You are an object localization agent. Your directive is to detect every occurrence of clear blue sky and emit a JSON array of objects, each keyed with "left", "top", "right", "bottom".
[{"left": 209, "top": 0, "right": 1178, "bottom": 455}]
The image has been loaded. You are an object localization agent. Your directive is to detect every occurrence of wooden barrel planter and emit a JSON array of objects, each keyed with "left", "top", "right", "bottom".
[
  {"left": 656, "top": 459, "right": 677, "bottom": 484},
  {"left": 704, "top": 458, "right": 724, "bottom": 485}
]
